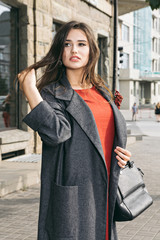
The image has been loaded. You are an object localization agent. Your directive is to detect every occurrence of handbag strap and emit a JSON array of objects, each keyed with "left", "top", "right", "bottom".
[
  {"left": 126, "top": 161, "right": 134, "bottom": 168},
  {"left": 126, "top": 161, "right": 144, "bottom": 177}
]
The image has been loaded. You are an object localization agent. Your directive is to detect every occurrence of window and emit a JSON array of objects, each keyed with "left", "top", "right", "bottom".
[
  {"left": 155, "top": 38, "right": 158, "bottom": 53},
  {"left": 83, "top": 0, "right": 98, "bottom": 6},
  {"left": 121, "top": 53, "right": 129, "bottom": 69},
  {"left": 152, "top": 38, "right": 154, "bottom": 52},
  {"left": 0, "top": 2, "right": 19, "bottom": 130},
  {"left": 152, "top": 60, "right": 154, "bottom": 72},
  {"left": 152, "top": 16, "right": 154, "bottom": 29},
  {"left": 133, "top": 51, "right": 141, "bottom": 69},
  {"left": 152, "top": 59, "right": 158, "bottom": 72},
  {"left": 52, "top": 21, "right": 62, "bottom": 39},
  {"left": 152, "top": 37, "right": 158, "bottom": 53},
  {"left": 155, "top": 18, "right": 158, "bottom": 30},
  {"left": 158, "top": 84, "right": 160, "bottom": 95},
  {"left": 152, "top": 16, "right": 158, "bottom": 30},
  {"left": 122, "top": 24, "right": 129, "bottom": 42},
  {"left": 98, "top": 36, "right": 108, "bottom": 83},
  {"left": 133, "top": 81, "right": 136, "bottom": 96},
  {"left": 153, "top": 82, "right": 156, "bottom": 95}
]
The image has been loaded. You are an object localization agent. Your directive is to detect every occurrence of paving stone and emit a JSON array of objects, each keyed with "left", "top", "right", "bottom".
[
  {"left": 0, "top": 184, "right": 39, "bottom": 239},
  {"left": 0, "top": 120, "right": 160, "bottom": 239},
  {"left": 117, "top": 132, "right": 160, "bottom": 240}
]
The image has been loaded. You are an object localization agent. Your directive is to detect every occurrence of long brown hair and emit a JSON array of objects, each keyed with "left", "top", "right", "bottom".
[{"left": 20, "top": 21, "right": 112, "bottom": 98}]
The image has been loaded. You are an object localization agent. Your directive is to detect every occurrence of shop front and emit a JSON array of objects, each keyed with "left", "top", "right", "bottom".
[{"left": 0, "top": 1, "right": 30, "bottom": 161}]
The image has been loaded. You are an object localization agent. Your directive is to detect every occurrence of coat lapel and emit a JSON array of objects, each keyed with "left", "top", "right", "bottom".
[
  {"left": 66, "top": 91, "right": 105, "bottom": 162},
  {"left": 54, "top": 73, "right": 127, "bottom": 173},
  {"left": 54, "top": 73, "right": 106, "bottom": 167}
]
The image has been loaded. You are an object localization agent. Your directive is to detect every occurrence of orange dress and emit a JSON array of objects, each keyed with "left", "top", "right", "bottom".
[{"left": 75, "top": 87, "right": 115, "bottom": 240}]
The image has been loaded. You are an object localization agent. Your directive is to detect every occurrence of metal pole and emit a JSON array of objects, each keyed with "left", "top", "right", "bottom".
[
  {"left": 112, "top": 0, "right": 118, "bottom": 94},
  {"left": 33, "top": 0, "right": 37, "bottom": 153}
]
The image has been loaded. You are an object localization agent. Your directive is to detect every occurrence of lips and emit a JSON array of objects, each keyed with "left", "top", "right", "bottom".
[{"left": 70, "top": 56, "right": 80, "bottom": 61}]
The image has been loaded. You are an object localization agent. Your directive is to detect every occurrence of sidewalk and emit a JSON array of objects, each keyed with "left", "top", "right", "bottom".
[
  {"left": 120, "top": 109, "right": 156, "bottom": 122},
  {"left": 0, "top": 154, "right": 41, "bottom": 197},
  {"left": 117, "top": 110, "right": 160, "bottom": 239},
  {"left": 117, "top": 135, "right": 160, "bottom": 240},
  {"left": 0, "top": 122, "right": 160, "bottom": 239}
]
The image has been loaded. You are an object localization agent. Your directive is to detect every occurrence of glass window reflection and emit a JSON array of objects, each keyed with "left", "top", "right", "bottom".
[{"left": 0, "top": 2, "right": 18, "bottom": 130}]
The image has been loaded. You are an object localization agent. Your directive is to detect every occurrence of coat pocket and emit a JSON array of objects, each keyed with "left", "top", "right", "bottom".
[{"left": 45, "top": 181, "right": 78, "bottom": 239}]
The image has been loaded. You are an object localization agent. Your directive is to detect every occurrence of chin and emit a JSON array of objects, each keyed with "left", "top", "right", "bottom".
[{"left": 65, "top": 65, "right": 86, "bottom": 70}]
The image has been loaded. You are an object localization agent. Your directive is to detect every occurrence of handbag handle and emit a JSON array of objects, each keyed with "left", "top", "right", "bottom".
[
  {"left": 126, "top": 161, "right": 134, "bottom": 168},
  {"left": 126, "top": 161, "right": 144, "bottom": 176}
]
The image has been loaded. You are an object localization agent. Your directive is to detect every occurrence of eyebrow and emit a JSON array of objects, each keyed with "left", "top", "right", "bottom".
[{"left": 65, "top": 39, "right": 87, "bottom": 42}]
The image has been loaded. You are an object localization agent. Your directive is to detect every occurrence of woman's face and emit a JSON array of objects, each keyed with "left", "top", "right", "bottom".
[{"left": 62, "top": 29, "right": 90, "bottom": 71}]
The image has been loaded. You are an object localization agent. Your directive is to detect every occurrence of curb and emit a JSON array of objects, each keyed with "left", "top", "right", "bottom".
[
  {"left": 0, "top": 155, "right": 41, "bottom": 197},
  {"left": 0, "top": 169, "right": 40, "bottom": 197}
]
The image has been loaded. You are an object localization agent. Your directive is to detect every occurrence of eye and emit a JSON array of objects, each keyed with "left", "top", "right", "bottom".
[
  {"left": 64, "top": 42, "right": 71, "bottom": 47},
  {"left": 78, "top": 43, "right": 86, "bottom": 46}
]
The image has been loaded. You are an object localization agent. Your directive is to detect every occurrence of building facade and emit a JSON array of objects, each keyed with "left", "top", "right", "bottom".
[
  {"left": 0, "top": 0, "right": 149, "bottom": 160},
  {"left": 118, "top": 7, "right": 160, "bottom": 110},
  {"left": 0, "top": 0, "right": 114, "bottom": 160}
]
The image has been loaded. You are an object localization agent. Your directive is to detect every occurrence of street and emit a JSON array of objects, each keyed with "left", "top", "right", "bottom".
[{"left": 0, "top": 118, "right": 160, "bottom": 240}]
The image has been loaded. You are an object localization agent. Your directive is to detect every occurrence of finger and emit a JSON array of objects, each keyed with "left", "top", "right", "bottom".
[
  {"left": 18, "top": 69, "right": 35, "bottom": 90},
  {"left": 18, "top": 69, "right": 34, "bottom": 79},
  {"left": 18, "top": 72, "right": 25, "bottom": 83},
  {"left": 115, "top": 146, "right": 131, "bottom": 157},
  {"left": 117, "top": 160, "right": 126, "bottom": 169},
  {"left": 116, "top": 155, "right": 127, "bottom": 166},
  {"left": 114, "top": 148, "right": 131, "bottom": 162}
]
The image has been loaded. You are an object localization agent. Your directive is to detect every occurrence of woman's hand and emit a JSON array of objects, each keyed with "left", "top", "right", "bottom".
[
  {"left": 114, "top": 146, "right": 131, "bottom": 168},
  {"left": 18, "top": 69, "right": 36, "bottom": 92},
  {"left": 18, "top": 69, "right": 43, "bottom": 110}
]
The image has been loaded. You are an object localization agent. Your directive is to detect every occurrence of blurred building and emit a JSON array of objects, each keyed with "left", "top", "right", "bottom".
[
  {"left": 118, "top": 7, "right": 160, "bottom": 109},
  {"left": 0, "top": 0, "right": 148, "bottom": 160}
]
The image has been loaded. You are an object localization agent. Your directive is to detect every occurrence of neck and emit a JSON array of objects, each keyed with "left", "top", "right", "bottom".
[{"left": 66, "top": 68, "right": 92, "bottom": 89}]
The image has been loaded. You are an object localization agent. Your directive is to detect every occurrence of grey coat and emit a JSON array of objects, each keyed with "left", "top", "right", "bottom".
[{"left": 23, "top": 73, "right": 127, "bottom": 240}]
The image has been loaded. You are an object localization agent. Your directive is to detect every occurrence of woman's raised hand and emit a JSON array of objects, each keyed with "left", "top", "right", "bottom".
[
  {"left": 18, "top": 69, "right": 36, "bottom": 92},
  {"left": 114, "top": 146, "right": 131, "bottom": 168},
  {"left": 18, "top": 69, "right": 43, "bottom": 110}
]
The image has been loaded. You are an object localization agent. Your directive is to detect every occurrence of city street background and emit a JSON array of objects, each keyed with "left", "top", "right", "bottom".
[{"left": 0, "top": 110, "right": 160, "bottom": 240}]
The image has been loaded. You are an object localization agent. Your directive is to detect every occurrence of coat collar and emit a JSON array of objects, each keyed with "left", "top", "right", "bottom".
[{"left": 54, "top": 72, "right": 73, "bottom": 101}]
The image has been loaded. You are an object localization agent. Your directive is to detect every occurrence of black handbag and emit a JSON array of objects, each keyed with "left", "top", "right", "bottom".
[{"left": 114, "top": 161, "right": 153, "bottom": 221}]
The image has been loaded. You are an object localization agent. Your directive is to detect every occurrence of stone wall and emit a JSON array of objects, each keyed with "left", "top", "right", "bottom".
[{"left": 1, "top": 0, "right": 114, "bottom": 154}]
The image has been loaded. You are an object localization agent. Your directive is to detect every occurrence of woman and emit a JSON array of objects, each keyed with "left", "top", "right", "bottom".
[
  {"left": 132, "top": 102, "right": 138, "bottom": 121},
  {"left": 18, "top": 21, "right": 131, "bottom": 240},
  {"left": 155, "top": 102, "right": 160, "bottom": 122}
]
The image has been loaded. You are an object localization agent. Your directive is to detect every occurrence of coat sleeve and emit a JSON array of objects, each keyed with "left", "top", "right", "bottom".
[{"left": 23, "top": 88, "right": 71, "bottom": 146}]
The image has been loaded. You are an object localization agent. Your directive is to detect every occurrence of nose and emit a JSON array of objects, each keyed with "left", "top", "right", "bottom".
[{"left": 71, "top": 44, "right": 78, "bottom": 53}]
